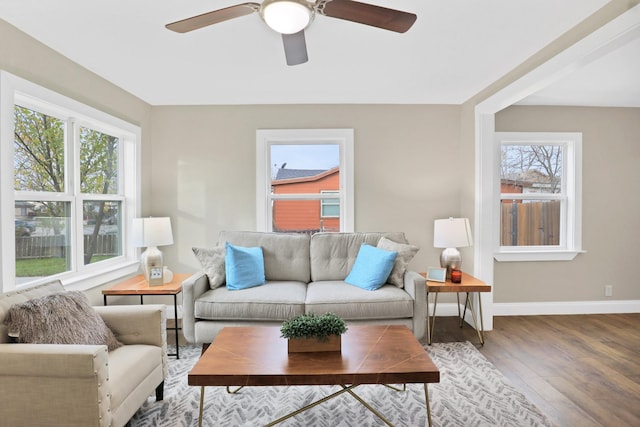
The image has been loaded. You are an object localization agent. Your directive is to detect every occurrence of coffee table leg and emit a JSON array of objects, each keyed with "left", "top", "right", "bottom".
[
  {"left": 198, "top": 386, "right": 205, "bottom": 427},
  {"left": 343, "top": 386, "right": 394, "bottom": 427},
  {"left": 424, "top": 383, "right": 433, "bottom": 427}
]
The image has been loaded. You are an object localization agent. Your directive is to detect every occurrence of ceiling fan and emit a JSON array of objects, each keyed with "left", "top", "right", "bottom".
[{"left": 166, "top": 0, "right": 417, "bottom": 66}]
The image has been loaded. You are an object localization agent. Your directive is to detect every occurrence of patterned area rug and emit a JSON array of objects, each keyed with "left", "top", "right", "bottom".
[{"left": 130, "top": 342, "right": 553, "bottom": 426}]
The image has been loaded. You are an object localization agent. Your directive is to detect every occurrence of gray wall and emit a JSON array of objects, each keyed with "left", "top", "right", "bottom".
[
  {"left": 495, "top": 105, "right": 640, "bottom": 302},
  {"left": 149, "top": 104, "right": 462, "bottom": 275}
]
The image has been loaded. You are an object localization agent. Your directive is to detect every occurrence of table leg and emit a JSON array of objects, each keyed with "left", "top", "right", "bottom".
[
  {"left": 424, "top": 383, "right": 433, "bottom": 427},
  {"left": 198, "top": 386, "right": 205, "bottom": 427},
  {"left": 461, "top": 292, "right": 469, "bottom": 327},
  {"left": 173, "top": 294, "right": 180, "bottom": 359},
  {"left": 467, "top": 292, "right": 485, "bottom": 346},
  {"left": 478, "top": 292, "right": 485, "bottom": 344},
  {"left": 426, "top": 290, "right": 431, "bottom": 345},
  {"left": 457, "top": 293, "right": 463, "bottom": 327},
  {"left": 429, "top": 293, "right": 439, "bottom": 344},
  {"left": 103, "top": 295, "right": 107, "bottom": 306}
]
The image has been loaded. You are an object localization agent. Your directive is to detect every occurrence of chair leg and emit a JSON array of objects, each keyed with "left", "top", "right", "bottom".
[{"left": 156, "top": 381, "right": 164, "bottom": 401}]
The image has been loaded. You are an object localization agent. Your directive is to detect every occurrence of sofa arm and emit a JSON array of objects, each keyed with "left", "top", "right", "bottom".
[
  {"left": 94, "top": 304, "right": 166, "bottom": 348},
  {"left": 94, "top": 304, "right": 168, "bottom": 380},
  {"left": 181, "top": 272, "right": 209, "bottom": 344},
  {"left": 0, "top": 343, "right": 111, "bottom": 427},
  {"left": 404, "top": 270, "right": 427, "bottom": 340}
]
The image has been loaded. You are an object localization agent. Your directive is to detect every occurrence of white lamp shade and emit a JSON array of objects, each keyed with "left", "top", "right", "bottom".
[
  {"left": 261, "top": 0, "right": 313, "bottom": 34},
  {"left": 433, "top": 217, "right": 473, "bottom": 248},
  {"left": 132, "top": 217, "right": 174, "bottom": 248}
]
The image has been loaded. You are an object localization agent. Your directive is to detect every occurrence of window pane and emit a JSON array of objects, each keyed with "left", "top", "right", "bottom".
[
  {"left": 15, "top": 201, "right": 71, "bottom": 281},
  {"left": 80, "top": 127, "right": 119, "bottom": 194},
  {"left": 271, "top": 144, "right": 339, "bottom": 178},
  {"left": 14, "top": 105, "right": 65, "bottom": 192},
  {"left": 83, "top": 201, "right": 122, "bottom": 265},
  {"left": 272, "top": 200, "right": 340, "bottom": 233},
  {"left": 321, "top": 200, "right": 340, "bottom": 217},
  {"left": 500, "top": 199, "right": 561, "bottom": 246},
  {"left": 501, "top": 144, "right": 562, "bottom": 194}
]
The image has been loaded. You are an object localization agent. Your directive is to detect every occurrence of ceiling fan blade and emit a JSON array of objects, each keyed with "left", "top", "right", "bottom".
[
  {"left": 166, "top": 3, "right": 260, "bottom": 33},
  {"left": 282, "top": 31, "right": 309, "bottom": 66},
  {"left": 319, "top": 0, "right": 416, "bottom": 33}
]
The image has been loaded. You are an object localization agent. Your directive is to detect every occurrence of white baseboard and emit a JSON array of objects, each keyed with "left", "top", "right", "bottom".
[{"left": 493, "top": 300, "right": 640, "bottom": 316}]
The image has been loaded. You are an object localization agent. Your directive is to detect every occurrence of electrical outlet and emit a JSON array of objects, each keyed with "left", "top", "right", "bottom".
[{"left": 605, "top": 285, "right": 613, "bottom": 297}]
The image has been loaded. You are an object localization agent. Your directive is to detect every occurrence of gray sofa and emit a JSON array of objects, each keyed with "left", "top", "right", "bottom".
[
  {"left": 183, "top": 231, "right": 426, "bottom": 345},
  {"left": 0, "top": 281, "right": 167, "bottom": 427}
]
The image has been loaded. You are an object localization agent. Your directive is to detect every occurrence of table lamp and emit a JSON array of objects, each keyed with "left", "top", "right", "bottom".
[
  {"left": 132, "top": 217, "right": 174, "bottom": 285},
  {"left": 433, "top": 217, "right": 473, "bottom": 279}
]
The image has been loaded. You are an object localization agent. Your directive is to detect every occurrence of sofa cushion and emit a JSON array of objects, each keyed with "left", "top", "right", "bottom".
[
  {"left": 310, "top": 232, "right": 408, "bottom": 281},
  {"left": 4, "top": 291, "right": 123, "bottom": 351},
  {"left": 108, "top": 344, "right": 164, "bottom": 413},
  {"left": 195, "top": 281, "right": 307, "bottom": 321},
  {"left": 305, "top": 281, "right": 414, "bottom": 320},
  {"left": 376, "top": 237, "right": 420, "bottom": 288},
  {"left": 345, "top": 244, "right": 397, "bottom": 291},
  {"left": 220, "top": 231, "right": 311, "bottom": 283},
  {"left": 225, "top": 243, "right": 266, "bottom": 290},
  {"left": 192, "top": 246, "right": 226, "bottom": 289}
]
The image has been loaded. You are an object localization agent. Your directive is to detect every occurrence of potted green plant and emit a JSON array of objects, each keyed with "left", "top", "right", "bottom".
[{"left": 280, "top": 312, "right": 347, "bottom": 353}]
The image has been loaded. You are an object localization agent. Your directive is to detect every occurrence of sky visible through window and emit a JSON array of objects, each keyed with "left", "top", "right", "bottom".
[{"left": 270, "top": 144, "right": 339, "bottom": 170}]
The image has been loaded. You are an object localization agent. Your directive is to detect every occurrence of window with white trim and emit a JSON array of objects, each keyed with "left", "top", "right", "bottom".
[
  {"left": 320, "top": 190, "right": 340, "bottom": 218},
  {"left": 256, "top": 129, "right": 354, "bottom": 233},
  {"left": 495, "top": 132, "right": 582, "bottom": 261},
  {"left": 1, "top": 72, "right": 141, "bottom": 290}
]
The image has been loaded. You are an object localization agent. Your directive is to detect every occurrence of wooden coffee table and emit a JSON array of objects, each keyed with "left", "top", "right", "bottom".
[{"left": 188, "top": 325, "right": 440, "bottom": 427}]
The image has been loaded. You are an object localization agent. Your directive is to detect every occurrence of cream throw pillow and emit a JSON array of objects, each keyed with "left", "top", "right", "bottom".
[
  {"left": 376, "top": 237, "right": 419, "bottom": 288},
  {"left": 192, "top": 246, "right": 226, "bottom": 289}
]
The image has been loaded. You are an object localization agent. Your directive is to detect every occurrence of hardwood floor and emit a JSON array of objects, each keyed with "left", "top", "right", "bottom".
[{"left": 430, "top": 314, "right": 640, "bottom": 427}]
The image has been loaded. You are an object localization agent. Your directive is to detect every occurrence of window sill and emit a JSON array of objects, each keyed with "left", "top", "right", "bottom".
[
  {"left": 494, "top": 249, "right": 586, "bottom": 262},
  {"left": 62, "top": 260, "right": 140, "bottom": 291}
]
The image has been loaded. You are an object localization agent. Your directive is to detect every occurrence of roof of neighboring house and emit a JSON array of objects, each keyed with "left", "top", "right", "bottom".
[
  {"left": 275, "top": 168, "right": 327, "bottom": 180},
  {"left": 273, "top": 166, "right": 339, "bottom": 185}
]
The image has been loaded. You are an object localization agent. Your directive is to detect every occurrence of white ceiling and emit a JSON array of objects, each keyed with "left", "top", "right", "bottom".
[{"left": 2, "top": 0, "right": 636, "bottom": 107}]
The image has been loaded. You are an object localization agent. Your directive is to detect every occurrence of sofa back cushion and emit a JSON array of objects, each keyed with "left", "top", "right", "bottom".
[
  {"left": 310, "top": 232, "right": 408, "bottom": 281},
  {"left": 219, "top": 231, "right": 311, "bottom": 283},
  {"left": 0, "top": 280, "right": 65, "bottom": 343}
]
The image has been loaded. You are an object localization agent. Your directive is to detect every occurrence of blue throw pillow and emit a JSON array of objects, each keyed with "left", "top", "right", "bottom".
[
  {"left": 345, "top": 244, "right": 398, "bottom": 291},
  {"left": 225, "top": 242, "right": 266, "bottom": 290}
]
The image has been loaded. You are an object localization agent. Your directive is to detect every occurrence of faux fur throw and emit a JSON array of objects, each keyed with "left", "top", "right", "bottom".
[{"left": 4, "top": 291, "right": 123, "bottom": 351}]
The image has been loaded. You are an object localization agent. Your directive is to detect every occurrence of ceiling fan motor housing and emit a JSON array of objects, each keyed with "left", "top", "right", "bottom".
[{"left": 260, "top": 0, "right": 316, "bottom": 34}]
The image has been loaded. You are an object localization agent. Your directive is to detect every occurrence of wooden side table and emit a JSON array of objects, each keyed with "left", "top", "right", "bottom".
[
  {"left": 102, "top": 273, "right": 189, "bottom": 359},
  {"left": 421, "top": 271, "right": 491, "bottom": 346}
]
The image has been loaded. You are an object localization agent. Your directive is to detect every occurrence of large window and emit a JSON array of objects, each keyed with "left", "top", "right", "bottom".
[
  {"left": 256, "top": 129, "right": 354, "bottom": 233},
  {"left": 495, "top": 132, "right": 582, "bottom": 261},
  {"left": 1, "top": 72, "right": 141, "bottom": 290}
]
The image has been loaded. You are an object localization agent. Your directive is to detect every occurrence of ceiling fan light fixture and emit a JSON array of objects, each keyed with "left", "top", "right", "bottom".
[{"left": 261, "top": 0, "right": 314, "bottom": 34}]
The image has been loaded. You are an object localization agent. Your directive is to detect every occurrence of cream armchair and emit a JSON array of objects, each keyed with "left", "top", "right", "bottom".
[{"left": 0, "top": 281, "right": 167, "bottom": 427}]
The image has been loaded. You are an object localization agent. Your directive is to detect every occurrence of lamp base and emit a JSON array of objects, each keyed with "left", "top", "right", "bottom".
[
  {"left": 440, "top": 247, "right": 462, "bottom": 280},
  {"left": 141, "top": 246, "right": 164, "bottom": 286}
]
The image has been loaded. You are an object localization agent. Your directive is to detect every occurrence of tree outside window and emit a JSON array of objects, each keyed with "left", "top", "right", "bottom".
[
  {"left": 500, "top": 143, "right": 563, "bottom": 246},
  {"left": 14, "top": 105, "right": 123, "bottom": 279},
  {"left": 495, "top": 132, "right": 582, "bottom": 261}
]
